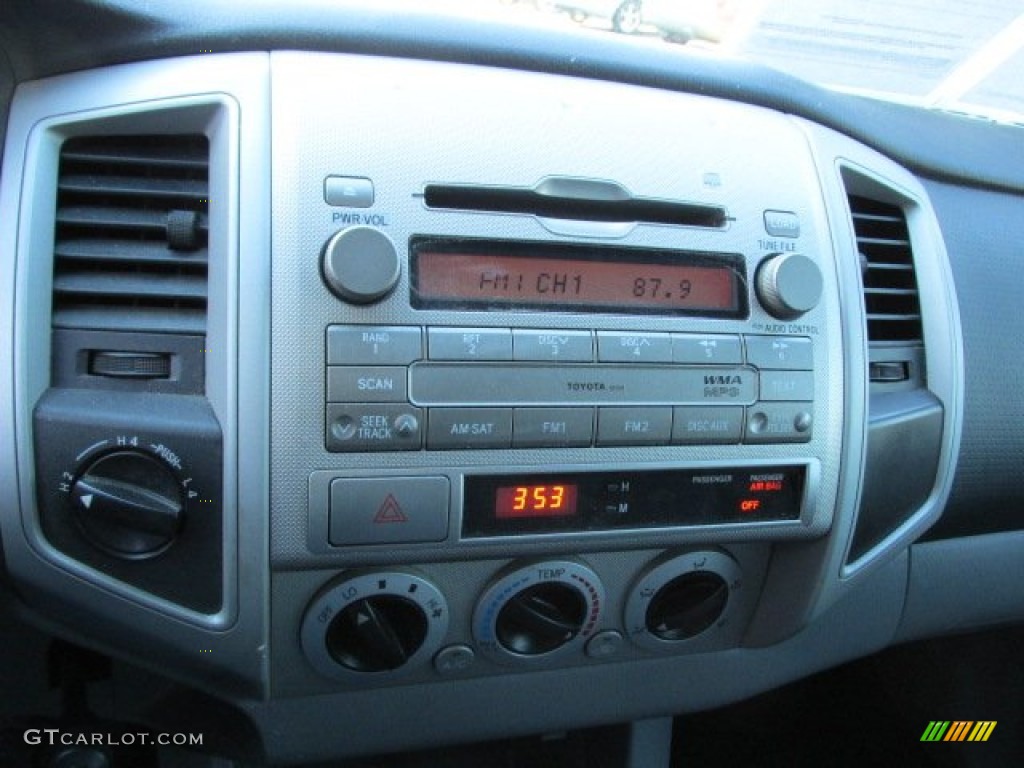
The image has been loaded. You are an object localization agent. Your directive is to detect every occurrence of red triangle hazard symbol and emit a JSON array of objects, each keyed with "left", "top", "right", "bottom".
[{"left": 373, "top": 494, "right": 408, "bottom": 524}]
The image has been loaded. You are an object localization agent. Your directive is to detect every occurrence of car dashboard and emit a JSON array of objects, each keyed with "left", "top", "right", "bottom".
[{"left": 0, "top": 1, "right": 1022, "bottom": 765}]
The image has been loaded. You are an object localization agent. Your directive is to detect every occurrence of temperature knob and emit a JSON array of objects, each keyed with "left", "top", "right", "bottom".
[
  {"left": 70, "top": 450, "right": 184, "bottom": 558},
  {"left": 755, "top": 253, "right": 823, "bottom": 319},
  {"left": 473, "top": 560, "right": 604, "bottom": 664}
]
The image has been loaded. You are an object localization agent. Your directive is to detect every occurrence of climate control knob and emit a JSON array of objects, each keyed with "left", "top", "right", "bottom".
[
  {"left": 474, "top": 560, "right": 604, "bottom": 664},
  {"left": 625, "top": 550, "right": 742, "bottom": 651},
  {"left": 755, "top": 253, "right": 823, "bottom": 319},
  {"left": 301, "top": 571, "right": 448, "bottom": 682}
]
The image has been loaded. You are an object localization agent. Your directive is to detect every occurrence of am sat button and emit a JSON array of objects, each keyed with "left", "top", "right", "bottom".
[{"left": 329, "top": 476, "right": 449, "bottom": 546}]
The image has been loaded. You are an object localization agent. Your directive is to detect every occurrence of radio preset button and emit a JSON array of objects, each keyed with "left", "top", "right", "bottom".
[
  {"left": 428, "top": 408, "right": 513, "bottom": 450},
  {"left": 671, "top": 406, "right": 743, "bottom": 445},
  {"left": 513, "top": 329, "right": 593, "bottom": 362},
  {"left": 327, "top": 366, "right": 407, "bottom": 403},
  {"left": 597, "top": 332, "right": 673, "bottom": 363},
  {"left": 327, "top": 325, "right": 421, "bottom": 366},
  {"left": 597, "top": 407, "right": 673, "bottom": 446},
  {"left": 744, "top": 335, "right": 813, "bottom": 370},
  {"left": 672, "top": 333, "right": 742, "bottom": 365},
  {"left": 745, "top": 402, "right": 813, "bottom": 443},
  {"left": 428, "top": 327, "right": 513, "bottom": 361},
  {"left": 328, "top": 476, "right": 448, "bottom": 546},
  {"left": 759, "top": 371, "right": 814, "bottom": 402},
  {"left": 326, "top": 403, "right": 423, "bottom": 451},
  {"left": 513, "top": 408, "right": 594, "bottom": 448}
]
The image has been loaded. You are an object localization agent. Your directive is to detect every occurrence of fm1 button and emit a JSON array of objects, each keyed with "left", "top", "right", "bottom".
[{"left": 328, "top": 476, "right": 449, "bottom": 545}]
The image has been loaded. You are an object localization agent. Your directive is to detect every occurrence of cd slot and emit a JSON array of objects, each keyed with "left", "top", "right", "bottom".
[{"left": 422, "top": 183, "right": 727, "bottom": 228}]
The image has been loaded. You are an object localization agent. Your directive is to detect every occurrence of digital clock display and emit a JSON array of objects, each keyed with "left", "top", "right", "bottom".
[
  {"left": 495, "top": 483, "right": 579, "bottom": 519},
  {"left": 411, "top": 238, "right": 745, "bottom": 316}
]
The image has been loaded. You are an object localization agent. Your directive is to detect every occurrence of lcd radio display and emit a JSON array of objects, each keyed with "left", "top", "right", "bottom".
[{"left": 411, "top": 238, "right": 746, "bottom": 317}]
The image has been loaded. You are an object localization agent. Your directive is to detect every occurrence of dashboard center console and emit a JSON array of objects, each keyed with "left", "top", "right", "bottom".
[{"left": 268, "top": 53, "right": 844, "bottom": 691}]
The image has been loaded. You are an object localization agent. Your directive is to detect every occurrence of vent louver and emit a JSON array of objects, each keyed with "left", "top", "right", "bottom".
[
  {"left": 849, "top": 195, "right": 922, "bottom": 344},
  {"left": 53, "top": 135, "right": 210, "bottom": 334}
]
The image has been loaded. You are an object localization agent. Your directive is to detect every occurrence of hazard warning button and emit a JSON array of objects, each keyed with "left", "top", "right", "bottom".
[{"left": 328, "top": 476, "right": 449, "bottom": 546}]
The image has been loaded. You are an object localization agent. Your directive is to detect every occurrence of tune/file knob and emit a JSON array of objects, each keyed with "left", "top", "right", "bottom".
[
  {"left": 321, "top": 226, "right": 400, "bottom": 304},
  {"left": 70, "top": 450, "right": 184, "bottom": 558},
  {"left": 755, "top": 253, "right": 823, "bottom": 319}
]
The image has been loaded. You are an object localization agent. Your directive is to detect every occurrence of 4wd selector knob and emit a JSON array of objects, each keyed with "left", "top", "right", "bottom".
[
  {"left": 755, "top": 253, "right": 823, "bottom": 319},
  {"left": 71, "top": 450, "right": 184, "bottom": 558}
]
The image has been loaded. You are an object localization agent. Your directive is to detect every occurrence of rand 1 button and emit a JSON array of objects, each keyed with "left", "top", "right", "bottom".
[
  {"left": 328, "top": 476, "right": 448, "bottom": 545},
  {"left": 513, "top": 408, "right": 594, "bottom": 448},
  {"left": 759, "top": 371, "right": 814, "bottom": 401},
  {"left": 597, "top": 407, "right": 673, "bottom": 446},
  {"left": 326, "top": 403, "right": 423, "bottom": 451},
  {"left": 327, "top": 325, "right": 422, "bottom": 365},
  {"left": 672, "top": 333, "right": 742, "bottom": 365},
  {"left": 744, "top": 402, "right": 813, "bottom": 444},
  {"left": 744, "top": 335, "right": 813, "bottom": 370},
  {"left": 513, "top": 329, "right": 593, "bottom": 361},
  {"left": 671, "top": 406, "right": 743, "bottom": 445},
  {"left": 327, "top": 366, "right": 407, "bottom": 402},
  {"left": 428, "top": 327, "right": 513, "bottom": 361},
  {"left": 428, "top": 408, "right": 513, "bottom": 449},
  {"left": 597, "top": 331, "right": 673, "bottom": 363}
]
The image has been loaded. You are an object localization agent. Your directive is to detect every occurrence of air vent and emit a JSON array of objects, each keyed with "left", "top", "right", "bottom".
[
  {"left": 53, "top": 135, "right": 210, "bottom": 334},
  {"left": 848, "top": 195, "right": 922, "bottom": 344}
]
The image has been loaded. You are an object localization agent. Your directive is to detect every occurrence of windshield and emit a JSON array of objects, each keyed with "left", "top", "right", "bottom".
[{"left": 483, "top": 0, "right": 1024, "bottom": 124}]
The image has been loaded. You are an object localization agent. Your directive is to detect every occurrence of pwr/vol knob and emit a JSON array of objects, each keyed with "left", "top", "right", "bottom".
[{"left": 473, "top": 560, "right": 605, "bottom": 665}]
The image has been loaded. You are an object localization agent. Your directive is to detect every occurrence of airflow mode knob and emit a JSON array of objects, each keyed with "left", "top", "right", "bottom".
[
  {"left": 321, "top": 227, "right": 400, "bottom": 304},
  {"left": 473, "top": 560, "right": 604, "bottom": 665},
  {"left": 301, "top": 572, "right": 448, "bottom": 682},
  {"left": 625, "top": 550, "right": 742, "bottom": 651},
  {"left": 755, "top": 253, "right": 823, "bottom": 319}
]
